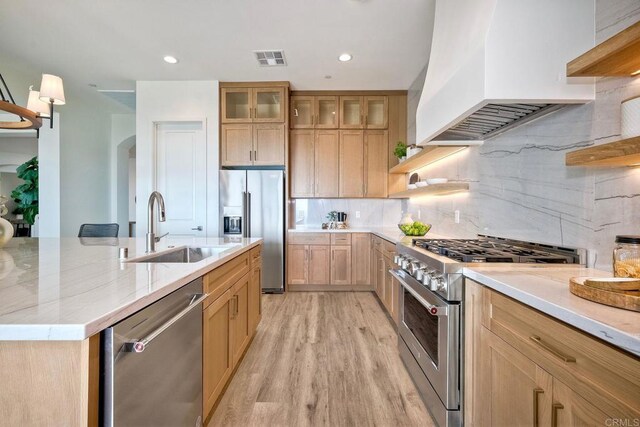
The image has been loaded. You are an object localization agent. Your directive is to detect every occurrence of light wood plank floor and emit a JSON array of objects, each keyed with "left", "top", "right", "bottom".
[{"left": 208, "top": 292, "right": 434, "bottom": 427}]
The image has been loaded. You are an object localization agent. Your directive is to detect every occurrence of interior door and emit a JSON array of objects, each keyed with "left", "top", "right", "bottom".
[{"left": 155, "top": 122, "right": 206, "bottom": 237}]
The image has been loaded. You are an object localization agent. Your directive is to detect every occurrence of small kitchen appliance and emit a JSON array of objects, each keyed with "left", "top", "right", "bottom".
[{"left": 392, "top": 236, "right": 585, "bottom": 426}]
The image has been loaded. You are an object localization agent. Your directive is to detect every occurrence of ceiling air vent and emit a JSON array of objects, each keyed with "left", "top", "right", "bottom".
[{"left": 253, "top": 50, "right": 287, "bottom": 66}]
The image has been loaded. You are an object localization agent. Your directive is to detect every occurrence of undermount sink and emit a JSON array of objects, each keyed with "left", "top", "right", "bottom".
[{"left": 127, "top": 245, "right": 238, "bottom": 263}]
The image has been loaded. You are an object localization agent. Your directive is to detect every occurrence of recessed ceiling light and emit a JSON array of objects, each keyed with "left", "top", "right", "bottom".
[
  {"left": 338, "top": 53, "right": 352, "bottom": 62},
  {"left": 163, "top": 56, "right": 179, "bottom": 64},
  {"left": 324, "top": 75, "right": 332, "bottom": 79}
]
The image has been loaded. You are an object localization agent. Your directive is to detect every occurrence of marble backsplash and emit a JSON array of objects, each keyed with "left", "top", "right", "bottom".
[
  {"left": 291, "top": 198, "right": 404, "bottom": 228},
  {"left": 405, "top": 0, "right": 640, "bottom": 271}
]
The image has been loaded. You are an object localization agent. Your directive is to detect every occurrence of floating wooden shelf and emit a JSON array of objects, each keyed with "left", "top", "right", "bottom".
[
  {"left": 566, "top": 136, "right": 640, "bottom": 167},
  {"left": 389, "top": 145, "right": 468, "bottom": 174},
  {"left": 567, "top": 21, "right": 640, "bottom": 77},
  {"left": 388, "top": 183, "right": 469, "bottom": 199}
]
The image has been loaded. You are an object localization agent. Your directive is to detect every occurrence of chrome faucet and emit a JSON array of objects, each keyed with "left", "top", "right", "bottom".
[{"left": 146, "top": 191, "right": 167, "bottom": 253}]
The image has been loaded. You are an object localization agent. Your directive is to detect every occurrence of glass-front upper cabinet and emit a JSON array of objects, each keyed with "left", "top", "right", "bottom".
[
  {"left": 253, "top": 88, "right": 285, "bottom": 122},
  {"left": 339, "top": 96, "right": 364, "bottom": 129},
  {"left": 315, "top": 96, "right": 339, "bottom": 129},
  {"left": 222, "top": 88, "right": 251, "bottom": 123},
  {"left": 364, "top": 96, "right": 388, "bottom": 129},
  {"left": 222, "top": 87, "right": 285, "bottom": 123},
  {"left": 290, "top": 96, "right": 314, "bottom": 129}
]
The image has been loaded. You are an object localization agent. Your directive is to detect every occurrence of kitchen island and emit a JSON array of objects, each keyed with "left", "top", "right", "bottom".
[{"left": 0, "top": 236, "right": 263, "bottom": 426}]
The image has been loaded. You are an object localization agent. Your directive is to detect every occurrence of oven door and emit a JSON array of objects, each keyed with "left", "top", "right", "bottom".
[{"left": 391, "top": 269, "right": 460, "bottom": 410}]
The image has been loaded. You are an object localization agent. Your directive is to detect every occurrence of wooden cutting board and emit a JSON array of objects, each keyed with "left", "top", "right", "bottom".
[{"left": 570, "top": 277, "right": 640, "bottom": 312}]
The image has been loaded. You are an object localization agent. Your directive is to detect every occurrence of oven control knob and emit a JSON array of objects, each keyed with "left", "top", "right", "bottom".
[
  {"left": 409, "top": 261, "right": 421, "bottom": 275},
  {"left": 422, "top": 270, "right": 434, "bottom": 286},
  {"left": 436, "top": 276, "right": 447, "bottom": 292},
  {"left": 394, "top": 255, "right": 401, "bottom": 265},
  {"left": 401, "top": 258, "right": 411, "bottom": 269},
  {"left": 430, "top": 274, "right": 443, "bottom": 291},
  {"left": 415, "top": 267, "right": 426, "bottom": 281}
]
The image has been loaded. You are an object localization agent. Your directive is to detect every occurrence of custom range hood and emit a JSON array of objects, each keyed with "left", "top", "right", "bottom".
[{"left": 416, "top": 0, "right": 595, "bottom": 144}]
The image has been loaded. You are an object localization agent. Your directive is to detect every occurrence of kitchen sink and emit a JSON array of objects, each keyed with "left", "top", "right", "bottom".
[{"left": 127, "top": 246, "right": 238, "bottom": 263}]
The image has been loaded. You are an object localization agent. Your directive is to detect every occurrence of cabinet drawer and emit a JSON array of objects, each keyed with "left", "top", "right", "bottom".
[
  {"left": 204, "top": 252, "right": 250, "bottom": 307},
  {"left": 288, "top": 233, "right": 331, "bottom": 245},
  {"left": 249, "top": 245, "right": 262, "bottom": 267},
  {"left": 382, "top": 239, "right": 395, "bottom": 258},
  {"left": 331, "top": 233, "right": 352, "bottom": 245},
  {"left": 483, "top": 287, "right": 640, "bottom": 419}
]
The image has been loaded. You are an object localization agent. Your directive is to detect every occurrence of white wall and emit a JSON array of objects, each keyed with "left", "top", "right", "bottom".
[
  {"left": 135, "top": 81, "right": 219, "bottom": 237},
  {"left": 109, "top": 114, "right": 136, "bottom": 236}
]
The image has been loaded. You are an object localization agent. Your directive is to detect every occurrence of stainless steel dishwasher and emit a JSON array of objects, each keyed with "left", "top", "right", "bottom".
[{"left": 103, "top": 278, "right": 206, "bottom": 427}]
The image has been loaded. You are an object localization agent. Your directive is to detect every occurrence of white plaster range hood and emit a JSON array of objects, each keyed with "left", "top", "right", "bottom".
[{"left": 416, "top": 0, "right": 595, "bottom": 144}]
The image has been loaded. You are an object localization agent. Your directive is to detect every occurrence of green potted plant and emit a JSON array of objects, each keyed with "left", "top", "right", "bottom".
[
  {"left": 394, "top": 141, "right": 407, "bottom": 162},
  {"left": 11, "top": 156, "right": 38, "bottom": 225}
]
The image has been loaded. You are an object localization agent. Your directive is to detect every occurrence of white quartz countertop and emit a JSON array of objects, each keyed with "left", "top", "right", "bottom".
[
  {"left": 0, "top": 237, "right": 262, "bottom": 341},
  {"left": 288, "top": 226, "right": 445, "bottom": 245},
  {"left": 464, "top": 266, "right": 640, "bottom": 357}
]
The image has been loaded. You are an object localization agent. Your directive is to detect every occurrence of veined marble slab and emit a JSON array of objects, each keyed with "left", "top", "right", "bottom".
[
  {"left": 0, "top": 237, "right": 262, "bottom": 341},
  {"left": 464, "top": 265, "right": 640, "bottom": 357}
]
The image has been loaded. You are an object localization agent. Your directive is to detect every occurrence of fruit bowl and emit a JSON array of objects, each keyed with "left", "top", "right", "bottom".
[{"left": 398, "top": 222, "right": 432, "bottom": 236}]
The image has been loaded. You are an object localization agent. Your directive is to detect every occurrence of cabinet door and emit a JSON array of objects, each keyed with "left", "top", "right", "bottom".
[
  {"left": 290, "top": 130, "right": 315, "bottom": 198},
  {"left": 230, "top": 273, "right": 251, "bottom": 366},
  {"left": 477, "top": 327, "right": 553, "bottom": 427},
  {"left": 390, "top": 274, "right": 400, "bottom": 324},
  {"left": 249, "top": 263, "right": 262, "bottom": 334},
  {"left": 351, "top": 233, "right": 371, "bottom": 285},
  {"left": 552, "top": 379, "right": 610, "bottom": 427},
  {"left": 221, "top": 124, "right": 253, "bottom": 166},
  {"left": 339, "top": 130, "right": 364, "bottom": 197},
  {"left": 253, "top": 124, "right": 285, "bottom": 166},
  {"left": 383, "top": 258, "right": 393, "bottom": 312},
  {"left": 314, "top": 130, "right": 339, "bottom": 197},
  {"left": 252, "top": 87, "right": 285, "bottom": 122},
  {"left": 287, "top": 245, "right": 308, "bottom": 284},
  {"left": 364, "top": 96, "right": 388, "bottom": 129},
  {"left": 376, "top": 253, "right": 385, "bottom": 300},
  {"left": 308, "top": 245, "right": 331, "bottom": 285},
  {"left": 222, "top": 88, "right": 252, "bottom": 123},
  {"left": 339, "top": 96, "right": 364, "bottom": 129},
  {"left": 203, "top": 289, "right": 233, "bottom": 417},
  {"left": 364, "top": 130, "right": 389, "bottom": 197},
  {"left": 290, "top": 96, "right": 315, "bottom": 129},
  {"left": 315, "top": 96, "right": 339, "bottom": 129},
  {"left": 330, "top": 246, "right": 352, "bottom": 285}
]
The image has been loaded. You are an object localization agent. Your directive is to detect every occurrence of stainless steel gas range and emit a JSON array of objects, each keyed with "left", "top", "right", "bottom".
[{"left": 391, "top": 236, "right": 585, "bottom": 427}]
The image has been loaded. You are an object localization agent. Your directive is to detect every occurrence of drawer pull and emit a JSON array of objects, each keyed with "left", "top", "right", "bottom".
[
  {"left": 532, "top": 388, "right": 544, "bottom": 426},
  {"left": 529, "top": 335, "right": 576, "bottom": 363},
  {"left": 552, "top": 403, "right": 564, "bottom": 427}
]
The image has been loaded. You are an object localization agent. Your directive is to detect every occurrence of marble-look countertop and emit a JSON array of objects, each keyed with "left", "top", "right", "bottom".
[
  {"left": 288, "top": 226, "right": 448, "bottom": 245},
  {"left": 0, "top": 237, "right": 262, "bottom": 341},
  {"left": 464, "top": 266, "right": 640, "bottom": 357}
]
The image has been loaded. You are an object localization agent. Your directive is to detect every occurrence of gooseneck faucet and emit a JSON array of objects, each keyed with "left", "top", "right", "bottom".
[{"left": 146, "top": 191, "right": 167, "bottom": 253}]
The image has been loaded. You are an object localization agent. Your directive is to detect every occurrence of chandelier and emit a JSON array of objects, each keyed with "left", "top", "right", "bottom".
[{"left": 0, "top": 73, "right": 65, "bottom": 132}]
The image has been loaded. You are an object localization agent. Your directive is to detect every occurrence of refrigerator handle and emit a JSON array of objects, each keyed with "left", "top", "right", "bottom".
[
  {"left": 247, "top": 192, "right": 252, "bottom": 238},
  {"left": 242, "top": 191, "right": 247, "bottom": 238}
]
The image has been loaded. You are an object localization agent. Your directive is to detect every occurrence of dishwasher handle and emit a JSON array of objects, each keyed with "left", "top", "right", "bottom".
[{"left": 124, "top": 293, "right": 208, "bottom": 353}]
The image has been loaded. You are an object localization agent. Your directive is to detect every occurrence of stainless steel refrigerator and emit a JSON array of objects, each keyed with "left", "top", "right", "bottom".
[{"left": 219, "top": 169, "right": 285, "bottom": 293}]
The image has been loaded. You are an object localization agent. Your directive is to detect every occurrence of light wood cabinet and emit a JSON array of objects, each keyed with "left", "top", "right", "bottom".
[
  {"left": 364, "top": 130, "right": 389, "bottom": 197},
  {"left": 330, "top": 245, "right": 352, "bottom": 285},
  {"left": 230, "top": 273, "right": 250, "bottom": 366},
  {"left": 222, "top": 123, "right": 285, "bottom": 167},
  {"left": 308, "top": 245, "right": 331, "bottom": 284},
  {"left": 466, "top": 279, "right": 640, "bottom": 426},
  {"left": 290, "top": 130, "right": 315, "bottom": 198},
  {"left": 339, "top": 130, "right": 364, "bottom": 197},
  {"left": 351, "top": 233, "right": 371, "bottom": 285},
  {"left": 364, "top": 96, "right": 388, "bottom": 129},
  {"left": 222, "top": 87, "right": 284, "bottom": 123},
  {"left": 287, "top": 244, "right": 308, "bottom": 284},
  {"left": 248, "top": 253, "right": 262, "bottom": 334},
  {"left": 203, "top": 289, "right": 233, "bottom": 417},
  {"left": 339, "top": 96, "right": 364, "bottom": 129},
  {"left": 291, "top": 95, "right": 339, "bottom": 129},
  {"left": 253, "top": 124, "right": 285, "bottom": 165},
  {"left": 314, "top": 130, "right": 339, "bottom": 197}
]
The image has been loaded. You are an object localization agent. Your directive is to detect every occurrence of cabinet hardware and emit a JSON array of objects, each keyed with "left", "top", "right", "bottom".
[
  {"left": 552, "top": 403, "right": 564, "bottom": 427},
  {"left": 364, "top": 114, "right": 368, "bottom": 127},
  {"left": 532, "top": 388, "right": 544, "bottom": 426},
  {"left": 311, "top": 115, "right": 314, "bottom": 126},
  {"left": 249, "top": 150, "right": 253, "bottom": 161},
  {"left": 235, "top": 295, "right": 239, "bottom": 316},
  {"left": 293, "top": 108, "right": 299, "bottom": 117},
  {"left": 529, "top": 335, "right": 576, "bottom": 363},
  {"left": 254, "top": 150, "right": 257, "bottom": 161}
]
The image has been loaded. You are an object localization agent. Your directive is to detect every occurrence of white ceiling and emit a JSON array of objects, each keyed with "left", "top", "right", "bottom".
[{"left": 0, "top": 0, "right": 435, "bottom": 96}]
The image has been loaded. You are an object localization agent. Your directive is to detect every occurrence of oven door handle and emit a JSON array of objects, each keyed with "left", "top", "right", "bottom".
[{"left": 390, "top": 269, "right": 449, "bottom": 316}]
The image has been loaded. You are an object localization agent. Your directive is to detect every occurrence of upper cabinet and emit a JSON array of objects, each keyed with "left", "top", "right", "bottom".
[
  {"left": 339, "top": 96, "right": 388, "bottom": 129},
  {"left": 291, "top": 95, "right": 339, "bottom": 129},
  {"left": 222, "top": 86, "right": 285, "bottom": 123},
  {"left": 220, "top": 82, "right": 289, "bottom": 167}
]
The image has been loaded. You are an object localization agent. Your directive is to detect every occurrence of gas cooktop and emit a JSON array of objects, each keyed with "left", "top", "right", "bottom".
[{"left": 412, "top": 236, "right": 582, "bottom": 264}]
